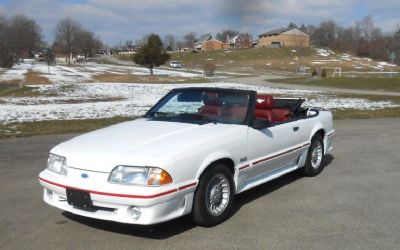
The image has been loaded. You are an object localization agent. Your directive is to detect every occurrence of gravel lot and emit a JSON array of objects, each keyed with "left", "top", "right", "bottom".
[{"left": 0, "top": 118, "right": 399, "bottom": 250}]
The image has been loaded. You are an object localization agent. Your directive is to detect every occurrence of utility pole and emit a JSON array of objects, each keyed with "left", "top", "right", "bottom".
[{"left": 389, "top": 51, "right": 396, "bottom": 78}]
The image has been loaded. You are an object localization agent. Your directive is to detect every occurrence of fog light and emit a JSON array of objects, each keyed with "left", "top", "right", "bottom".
[
  {"left": 46, "top": 189, "right": 53, "bottom": 199},
  {"left": 130, "top": 206, "right": 141, "bottom": 221}
]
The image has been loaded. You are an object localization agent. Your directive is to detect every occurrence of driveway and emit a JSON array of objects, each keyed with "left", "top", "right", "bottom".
[{"left": 0, "top": 118, "right": 399, "bottom": 249}]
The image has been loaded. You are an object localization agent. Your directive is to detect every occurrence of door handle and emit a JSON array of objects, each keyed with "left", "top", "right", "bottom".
[{"left": 293, "top": 126, "right": 300, "bottom": 132}]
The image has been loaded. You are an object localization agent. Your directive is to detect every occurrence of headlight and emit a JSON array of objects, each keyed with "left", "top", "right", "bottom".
[
  {"left": 108, "top": 166, "right": 173, "bottom": 186},
  {"left": 47, "top": 154, "right": 68, "bottom": 176}
]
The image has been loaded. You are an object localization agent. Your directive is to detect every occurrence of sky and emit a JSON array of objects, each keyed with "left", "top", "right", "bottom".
[{"left": 0, "top": 0, "right": 399, "bottom": 46}]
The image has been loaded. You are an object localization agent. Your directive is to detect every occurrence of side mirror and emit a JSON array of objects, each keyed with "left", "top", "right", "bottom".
[{"left": 252, "top": 118, "right": 271, "bottom": 130}]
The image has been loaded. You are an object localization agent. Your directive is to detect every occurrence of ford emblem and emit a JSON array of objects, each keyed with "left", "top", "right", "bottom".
[{"left": 81, "top": 173, "right": 89, "bottom": 179}]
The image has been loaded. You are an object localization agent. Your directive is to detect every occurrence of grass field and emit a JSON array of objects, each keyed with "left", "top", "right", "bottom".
[
  {"left": 1, "top": 107, "right": 400, "bottom": 139},
  {"left": 92, "top": 73, "right": 209, "bottom": 84},
  {"left": 269, "top": 76, "right": 400, "bottom": 92},
  {"left": 0, "top": 116, "right": 134, "bottom": 139},
  {"left": 0, "top": 85, "right": 43, "bottom": 97},
  {"left": 116, "top": 47, "right": 400, "bottom": 75},
  {"left": 118, "top": 47, "right": 315, "bottom": 73}
]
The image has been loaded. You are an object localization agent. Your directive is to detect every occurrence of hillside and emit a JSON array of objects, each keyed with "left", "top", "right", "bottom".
[
  {"left": 166, "top": 47, "right": 400, "bottom": 75},
  {"left": 111, "top": 47, "right": 395, "bottom": 77}
]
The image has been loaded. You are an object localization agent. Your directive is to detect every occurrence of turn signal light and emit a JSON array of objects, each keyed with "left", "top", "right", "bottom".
[{"left": 147, "top": 168, "right": 173, "bottom": 186}]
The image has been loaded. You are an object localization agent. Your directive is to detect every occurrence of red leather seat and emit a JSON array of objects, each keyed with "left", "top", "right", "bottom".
[
  {"left": 255, "top": 94, "right": 274, "bottom": 122},
  {"left": 199, "top": 93, "right": 222, "bottom": 119},
  {"left": 273, "top": 108, "right": 291, "bottom": 122},
  {"left": 256, "top": 94, "right": 291, "bottom": 122}
]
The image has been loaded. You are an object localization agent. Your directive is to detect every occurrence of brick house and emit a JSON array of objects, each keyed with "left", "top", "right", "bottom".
[
  {"left": 192, "top": 34, "right": 230, "bottom": 52},
  {"left": 258, "top": 27, "right": 310, "bottom": 48},
  {"left": 230, "top": 33, "right": 252, "bottom": 49},
  {"left": 202, "top": 39, "right": 230, "bottom": 51}
]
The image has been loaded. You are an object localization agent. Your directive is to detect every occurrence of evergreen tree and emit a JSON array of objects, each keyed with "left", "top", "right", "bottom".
[
  {"left": 133, "top": 34, "right": 170, "bottom": 75},
  {"left": 45, "top": 48, "right": 55, "bottom": 74}
]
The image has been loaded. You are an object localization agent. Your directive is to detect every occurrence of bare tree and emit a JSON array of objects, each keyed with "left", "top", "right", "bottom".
[
  {"left": 163, "top": 34, "right": 177, "bottom": 51},
  {"left": 135, "top": 35, "right": 150, "bottom": 47},
  {"left": 8, "top": 15, "right": 43, "bottom": 59},
  {"left": 352, "top": 21, "right": 362, "bottom": 52},
  {"left": 371, "top": 28, "right": 382, "bottom": 40},
  {"left": 0, "top": 14, "right": 43, "bottom": 67},
  {"left": 216, "top": 30, "right": 239, "bottom": 42},
  {"left": 395, "top": 25, "right": 400, "bottom": 38},
  {"left": 311, "top": 20, "right": 337, "bottom": 46},
  {"left": 305, "top": 24, "right": 317, "bottom": 36},
  {"left": 183, "top": 32, "right": 197, "bottom": 48},
  {"left": 54, "top": 18, "right": 82, "bottom": 64},
  {"left": 308, "top": 16, "right": 399, "bottom": 64},
  {"left": 392, "top": 25, "right": 400, "bottom": 64},
  {"left": 75, "top": 29, "right": 103, "bottom": 58},
  {"left": 0, "top": 16, "right": 14, "bottom": 68},
  {"left": 125, "top": 40, "right": 133, "bottom": 48},
  {"left": 361, "top": 15, "right": 374, "bottom": 41}
]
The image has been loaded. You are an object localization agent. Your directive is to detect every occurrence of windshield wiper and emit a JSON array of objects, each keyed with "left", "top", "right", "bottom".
[
  {"left": 175, "top": 113, "right": 217, "bottom": 124},
  {"left": 198, "top": 115, "right": 217, "bottom": 124}
]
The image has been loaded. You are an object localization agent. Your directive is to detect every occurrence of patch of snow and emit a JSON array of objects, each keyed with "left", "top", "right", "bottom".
[
  {"left": 1, "top": 82, "right": 399, "bottom": 124},
  {"left": 340, "top": 54, "right": 352, "bottom": 61},
  {"left": 0, "top": 62, "right": 201, "bottom": 84},
  {"left": 0, "top": 63, "right": 31, "bottom": 81},
  {"left": 378, "top": 61, "right": 397, "bottom": 67},
  {"left": 306, "top": 97, "right": 398, "bottom": 110},
  {"left": 315, "top": 48, "right": 331, "bottom": 57},
  {"left": 369, "top": 65, "right": 384, "bottom": 70},
  {"left": 313, "top": 59, "right": 341, "bottom": 62}
]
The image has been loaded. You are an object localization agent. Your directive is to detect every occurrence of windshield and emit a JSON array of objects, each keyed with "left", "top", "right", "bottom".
[{"left": 146, "top": 89, "right": 251, "bottom": 125}]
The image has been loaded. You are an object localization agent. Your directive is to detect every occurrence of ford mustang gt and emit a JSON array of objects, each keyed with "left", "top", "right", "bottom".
[{"left": 39, "top": 87, "right": 334, "bottom": 226}]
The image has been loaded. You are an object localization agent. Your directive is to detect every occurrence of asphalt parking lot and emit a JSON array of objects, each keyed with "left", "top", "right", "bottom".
[{"left": 1, "top": 118, "right": 399, "bottom": 250}]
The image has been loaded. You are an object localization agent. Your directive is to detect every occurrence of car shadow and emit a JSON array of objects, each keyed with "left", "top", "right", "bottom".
[
  {"left": 62, "top": 211, "right": 196, "bottom": 239},
  {"left": 231, "top": 154, "right": 335, "bottom": 217},
  {"left": 62, "top": 155, "right": 334, "bottom": 239}
]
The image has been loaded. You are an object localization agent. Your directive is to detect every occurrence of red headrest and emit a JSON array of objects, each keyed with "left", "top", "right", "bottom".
[
  {"left": 203, "top": 93, "right": 220, "bottom": 106},
  {"left": 256, "top": 94, "right": 274, "bottom": 109}
]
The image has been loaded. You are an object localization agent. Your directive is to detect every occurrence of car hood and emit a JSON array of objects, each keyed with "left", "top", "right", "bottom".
[{"left": 51, "top": 118, "right": 242, "bottom": 173}]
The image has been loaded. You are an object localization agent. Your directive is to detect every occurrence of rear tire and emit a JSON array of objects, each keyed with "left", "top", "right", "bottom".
[
  {"left": 192, "top": 164, "right": 234, "bottom": 227},
  {"left": 304, "top": 134, "right": 325, "bottom": 177}
]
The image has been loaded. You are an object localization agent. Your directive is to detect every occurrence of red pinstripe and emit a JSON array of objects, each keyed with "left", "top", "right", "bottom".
[
  {"left": 39, "top": 177, "right": 197, "bottom": 199},
  {"left": 240, "top": 142, "right": 311, "bottom": 171}
]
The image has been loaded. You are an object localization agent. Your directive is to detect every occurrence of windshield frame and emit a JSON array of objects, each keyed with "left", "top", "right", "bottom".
[{"left": 145, "top": 87, "right": 257, "bottom": 126}]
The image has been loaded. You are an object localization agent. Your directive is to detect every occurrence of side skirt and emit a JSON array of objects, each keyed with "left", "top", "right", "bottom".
[{"left": 236, "top": 149, "right": 308, "bottom": 194}]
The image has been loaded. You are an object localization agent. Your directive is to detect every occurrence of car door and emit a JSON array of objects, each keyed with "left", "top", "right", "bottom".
[{"left": 246, "top": 120, "right": 304, "bottom": 181}]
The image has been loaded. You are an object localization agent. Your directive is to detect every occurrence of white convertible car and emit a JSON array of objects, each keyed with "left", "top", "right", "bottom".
[{"left": 39, "top": 87, "right": 334, "bottom": 226}]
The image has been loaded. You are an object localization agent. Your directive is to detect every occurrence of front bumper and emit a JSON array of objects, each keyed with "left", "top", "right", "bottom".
[{"left": 39, "top": 169, "right": 197, "bottom": 225}]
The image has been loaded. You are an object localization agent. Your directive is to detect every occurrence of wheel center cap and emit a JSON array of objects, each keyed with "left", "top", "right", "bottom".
[{"left": 210, "top": 187, "right": 222, "bottom": 203}]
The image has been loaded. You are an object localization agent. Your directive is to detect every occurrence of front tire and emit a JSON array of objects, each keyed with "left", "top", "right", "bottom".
[
  {"left": 304, "top": 134, "right": 325, "bottom": 177},
  {"left": 192, "top": 164, "right": 234, "bottom": 227}
]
